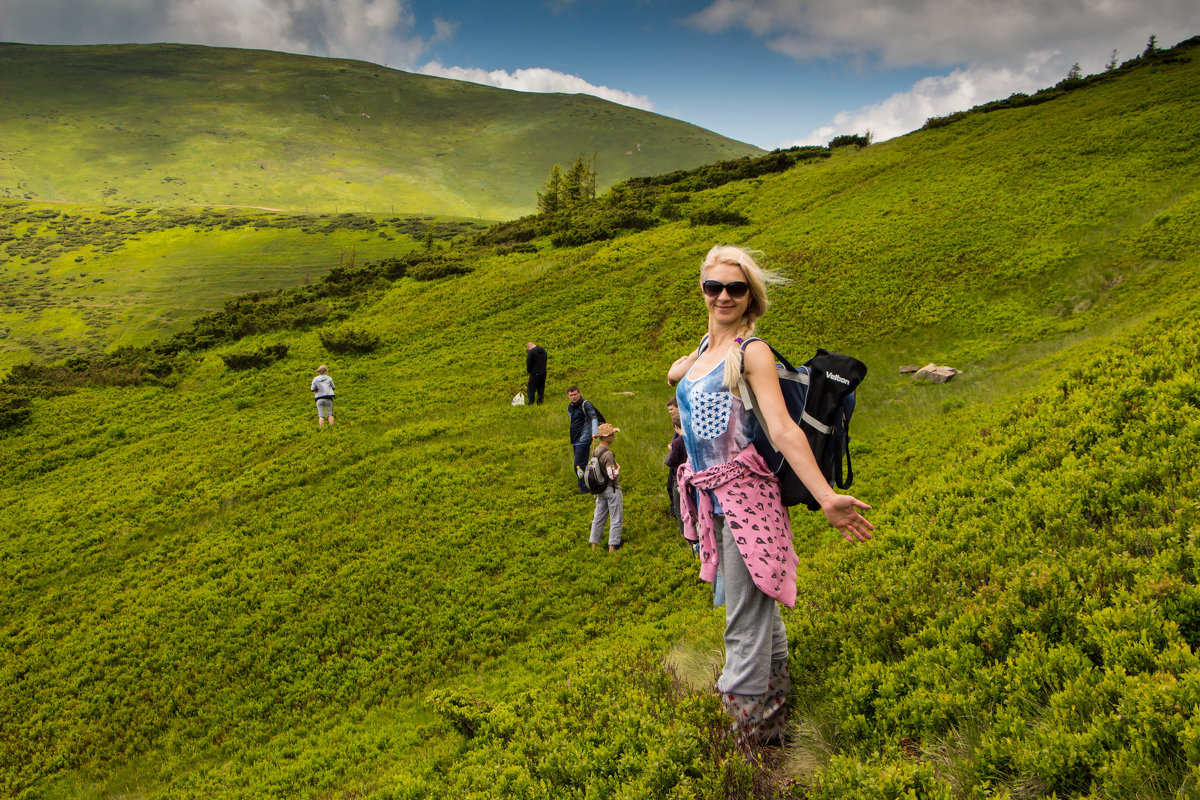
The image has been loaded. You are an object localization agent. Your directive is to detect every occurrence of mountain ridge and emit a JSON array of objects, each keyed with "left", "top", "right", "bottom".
[{"left": 0, "top": 42, "right": 763, "bottom": 219}]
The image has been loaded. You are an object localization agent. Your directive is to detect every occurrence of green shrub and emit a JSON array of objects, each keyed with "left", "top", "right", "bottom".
[
  {"left": 0, "top": 391, "right": 32, "bottom": 431},
  {"left": 375, "top": 256, "right": 408, "bottom": 279},
  {"left": 426, "top": 688, "right": 492, "bottom": 738},
  {"left": 829, "top": 134, "right": 872, "bottom": 149},
  {"left": 473, "top": 215, "right": 540, "bottom": 247},
  {"left": 219, "top": 343, "right": 289, "bottom": 370},
  {"left": 318, "top": 327, "right": 381, "bottom": 354},
  {"left": 551, "top": 224, "right": 615, "bottom": 247},
  {"left": 922, "top": 112, "right": 968, "bottom": 130},
  {"left": 408, "top": 259, "right": 473, "bottom": 281}
]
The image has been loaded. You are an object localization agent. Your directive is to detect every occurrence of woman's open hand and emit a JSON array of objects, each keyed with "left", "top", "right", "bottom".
[{"left": 821, "top": 494, "right": 874, "bottom": 542}]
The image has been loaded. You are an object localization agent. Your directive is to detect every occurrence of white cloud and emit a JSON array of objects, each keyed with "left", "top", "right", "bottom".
[
  {"left": 1, "top": 0, "right": 430, "bottom": 67},
  {"left": 688, "top": 0, "right": 1200, "bottom": 69},
  {"left": 782, "top": 54, "right": 1062, "bottom": 146},
  {"left": 416, "top": 62, "right": 656, "bottom": 111},
  {"left": 688, "top": 0, "right": 1200, "bottom": 147},
  {"left": 430, "top": 17, "right": 458, "bottom": 45}
]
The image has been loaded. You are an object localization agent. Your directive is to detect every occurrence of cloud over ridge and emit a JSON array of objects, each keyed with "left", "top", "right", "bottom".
[{"left": 415, "top": 62, "right": 655, "bottom": 111}]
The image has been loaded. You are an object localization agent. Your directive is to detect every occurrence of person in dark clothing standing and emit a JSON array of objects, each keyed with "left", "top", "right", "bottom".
[
  {"left": 525, "top": 342, "right": 547, "bottom": 405},
  {"left": 567, "top": 385, "right": 601, "bottom": 493},
  {"left": 665, "top": 397, "right": 687, "bottom": 537}
]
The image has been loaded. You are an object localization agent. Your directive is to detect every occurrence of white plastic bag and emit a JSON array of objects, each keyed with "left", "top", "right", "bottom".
[{"left": 512, "top": 392, "right": 526, "bottom": 406}]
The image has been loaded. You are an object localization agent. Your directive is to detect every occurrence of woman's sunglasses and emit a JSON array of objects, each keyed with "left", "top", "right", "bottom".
[{"left": 701, "top": 280, "right": 750, "bottom": 299}]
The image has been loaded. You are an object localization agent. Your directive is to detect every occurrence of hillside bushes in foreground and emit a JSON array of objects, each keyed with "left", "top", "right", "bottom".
[
  {"left": 422, "top": 649, "right": 758, "bottom": 800},
  {"left": 784, "top": 316, "right": 1200, "bottom": 798}
]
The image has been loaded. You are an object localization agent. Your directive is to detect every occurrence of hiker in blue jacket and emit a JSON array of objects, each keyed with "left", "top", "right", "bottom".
[
  {"left": 310, "top": 364, "right": 336, "bottom": 428},
  {"left": 567, "top": 385, "right": 601, "bottom": 493}
]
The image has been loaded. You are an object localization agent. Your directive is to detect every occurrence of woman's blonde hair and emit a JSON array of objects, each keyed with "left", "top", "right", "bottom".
[
  {"left": 316, "top": 364, "right": 328, "bottom": 375},
  {"left": 699, "top": 245, "right": 789, "bottom": 389}
]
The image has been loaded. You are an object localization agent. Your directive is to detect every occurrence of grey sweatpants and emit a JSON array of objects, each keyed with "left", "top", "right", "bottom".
[
  {"left": 714, "top": 514, "right": 788, "bottom": 696},
  {"left": 589, "top": 486, "right": 623, "bottom": 546}
]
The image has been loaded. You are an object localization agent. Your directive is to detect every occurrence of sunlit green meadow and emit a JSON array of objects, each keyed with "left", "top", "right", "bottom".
[{"left": 2, "top": 38, "right": 1200, "bottom": 800}]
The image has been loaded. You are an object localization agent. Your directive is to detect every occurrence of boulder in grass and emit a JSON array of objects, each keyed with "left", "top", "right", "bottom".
[
  {"left": 899, "top": 365, "right": 919, "bottom": 374},
  {"left": 911, "top": 363, "right": 962, "bottom": 384}
]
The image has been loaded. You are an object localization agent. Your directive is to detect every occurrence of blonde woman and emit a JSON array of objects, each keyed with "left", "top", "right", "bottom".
[{"left": 668, "top": 245, "right": 873, "bottom": 745}]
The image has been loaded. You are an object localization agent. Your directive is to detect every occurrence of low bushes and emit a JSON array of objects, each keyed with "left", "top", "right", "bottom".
[
  {"left": 829, "top": 134, "right": 871, "bottom": 149},
  {"left": 0, "top": 389, "right": 32, "bottom": 431},
  {"left": 427, "top": 649, "right": 754, "bottom": 800},
  {"left": 219, "top": 343, "right": 289, "bottom": 370},
  {"left": 408, "top": 257, "right": 473, "bottom": 281},
  {"left": 318, "top": 327, "right": 381, "bottom": 355}
]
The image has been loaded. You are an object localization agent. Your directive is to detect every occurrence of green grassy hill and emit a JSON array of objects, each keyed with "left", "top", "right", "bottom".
[
  {"left": 0, "top": 201, "right": 488, "bottom": 371},
  {"left": 2, "top": 38, "right": 1199, "bottom": 800},
  {"left": 0, "top": 43, "right": 762, "bottom": 219}
]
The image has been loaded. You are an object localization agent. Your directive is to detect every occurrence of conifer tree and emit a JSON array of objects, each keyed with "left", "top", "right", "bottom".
[
  {"left": 537, "top": 154, "right": 597, "bottom": 214},
  {"left": 584, "top": 152, "right": 598, "bottom": 201},
  {"left": 537, "top": 164, "right": 564, "bottom": 215},
  {"left": 564, "top": 156, "right": 585, "bottom": 205},
  {"left": 564, "top": 154, "right": 598, "bottom": 206}
]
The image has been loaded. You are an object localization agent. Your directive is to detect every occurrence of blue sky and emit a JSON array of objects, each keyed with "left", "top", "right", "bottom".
[{"left": 3, "top": 0, "right": 1198, "bottom": 149}]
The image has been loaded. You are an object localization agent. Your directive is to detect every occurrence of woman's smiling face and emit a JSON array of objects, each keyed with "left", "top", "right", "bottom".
[{"left": 702, "top": 262, "right": 750, "bottom": 325}]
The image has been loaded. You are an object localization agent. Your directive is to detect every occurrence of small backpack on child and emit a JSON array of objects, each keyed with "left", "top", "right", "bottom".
[{"left": 578, "top": 452, "right": 610, "bottom": 494}]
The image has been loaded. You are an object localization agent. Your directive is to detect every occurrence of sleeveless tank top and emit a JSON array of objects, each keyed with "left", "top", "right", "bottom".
[{"left": 676, "top": 347, "right": 754, "bottom": 512}]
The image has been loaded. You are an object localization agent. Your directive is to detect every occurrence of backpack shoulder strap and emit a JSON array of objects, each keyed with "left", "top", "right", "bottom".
[
  {"left": 736, "top": 337, "right": 772, "bottom": 446},
  {"left": 739, "top": 337, "right": 799, "bottom": 373},
  {"left": 737, "top": 338, "right": 806, "bottom": 453}
]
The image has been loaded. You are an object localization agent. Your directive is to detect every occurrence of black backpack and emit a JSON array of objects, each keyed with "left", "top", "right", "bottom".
[
  {"left": 738, "top": 338, "right": 866, "bottom": 510},
  {"left": 585, "top": 400, "right": 606, "bottom": 425}
]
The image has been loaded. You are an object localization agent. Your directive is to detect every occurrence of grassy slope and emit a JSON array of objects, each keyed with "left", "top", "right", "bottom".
[
  {"left": 0, "top": 43, "right": 762, "bottom": 219},
  {"left": 0, "top": 202, "right": 489, "bottom": 370},
  {"left": 3, "top": 44, "right": 1200, "bottom": 800}
]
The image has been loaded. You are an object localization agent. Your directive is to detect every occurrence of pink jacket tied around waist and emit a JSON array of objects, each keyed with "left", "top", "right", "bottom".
[{"left": 676, "top": 445, "right": 798, "bottom": 607}]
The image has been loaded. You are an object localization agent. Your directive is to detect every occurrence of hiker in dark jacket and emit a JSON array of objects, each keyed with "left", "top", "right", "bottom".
[
  {"left": 567, "top": 385, "right": 601, "bottom": 493},
  {"left": 525, "top": 342, "right": 547, "bottom": 405}
]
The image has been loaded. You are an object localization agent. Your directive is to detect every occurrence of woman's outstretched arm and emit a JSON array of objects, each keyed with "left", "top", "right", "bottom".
[{"left": 742, "top": 340, "right": 874, "bottom": 542}]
